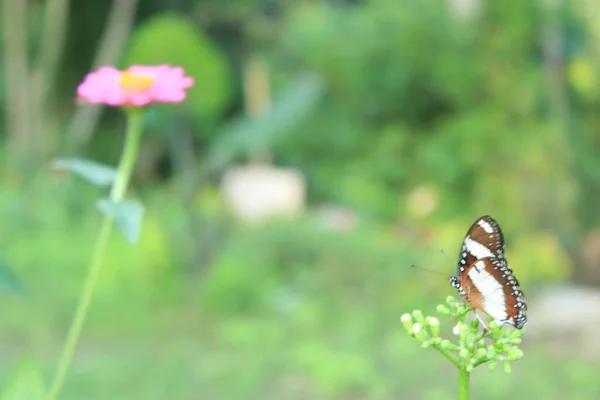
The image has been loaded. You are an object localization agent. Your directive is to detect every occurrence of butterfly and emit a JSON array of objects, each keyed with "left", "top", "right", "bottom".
[{"left": 449, "top": 215, "right": 527, "bottom": 329}]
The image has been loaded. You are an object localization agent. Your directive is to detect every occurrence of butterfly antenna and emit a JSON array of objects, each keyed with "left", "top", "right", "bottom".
[
  {"left": 439, "top": 248, "right": 454, "bottom": 273},
  {"left": 409, "top": 264, "right": 448, "bottom": 276}
]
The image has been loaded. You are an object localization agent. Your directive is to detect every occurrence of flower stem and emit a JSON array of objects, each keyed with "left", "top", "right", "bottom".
[
  {"left": 45, "top": 217, "right": 114, "bottom": 400},
  {"left": 433, "top": 345, "right": 460, "bottom": 368},
  {"left": 45, "top": 108, "right": 144, "bottom": 400},
  {"left": 109, "top": 108, "right": 143, "bottom": 201},
  {"left": 458, "top": 368, "right": 470, "bottom": 400}
]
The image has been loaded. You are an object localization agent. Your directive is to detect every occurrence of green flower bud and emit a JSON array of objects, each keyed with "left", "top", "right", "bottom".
[
  {"left": 466, "top": 340, "right": 475, "bottom": 352},
  {"left": 436, "top": 304, "right": 452, "bottom": 316},
  {"left": 471, "top": 317, "right": 480, "bottom": 330},
  {"left": 441, "top": 340, "right": 458, "bottom": 351},
  {"left": 452, "top": 324, "right": 460, "bottom": 336},
  {"left": 455, "top": 303, "right": 469, "bottom": 316},
  {"left": 509, "top": 338, "right": 522, "bottom": 345},
  {"left": 422, "top": 341, "right": 431, "bottom": 349},
  {"left": 401, "top": 313, "right": 414, "bottom": 332},
  {"left": 507, "top": 347, "right": 524, "bottom": 361},
  {"left": 412, "top": 323, "right": 426, "bottom": 342},
  {"left": 426, "top": 317, "right": 441, "bottom": 337},
  {"left": 510, "top": 328, "right": 525, "bottom": 338},
  {"left": 489, "top": 361, "right": 497, "bottom": 371},
  {"left": 487, "top": 345, "right": 497, "bottom": 359},
  {"left": 412, "top": 310, "right": 425, "bottom": 325},
  {"left": 496, "top": 337, "right": 508, "bottom": 345},
  {"left": 459, "top": 324, "right": 470, "bottom": 341},
  {"left": 476, "top": 348, "right": 487, "bottom": 360},
  {"left": 459, "top": 348, "right": 470, "bottom": 360},
  {"left": 431, "top": 337, "right": 443, "bottom": 346},
  {"left": 503, "top": 361, "right": 512, "bottom": 374},
  {"left": 465, "top": 364, "right": 474, "bottom": 373},
  {"left": 494, "top": 341, "right": 504, "bottom": 352}
]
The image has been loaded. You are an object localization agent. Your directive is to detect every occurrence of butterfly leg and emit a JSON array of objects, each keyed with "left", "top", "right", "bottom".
[{"left": 475, "top": 310, "right": 490, "bottom": 333}]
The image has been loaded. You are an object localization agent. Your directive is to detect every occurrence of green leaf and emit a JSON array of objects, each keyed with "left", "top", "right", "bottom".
[
  {"left": 209, "top": 74, "right": 323, "bottom": 168},
  {"left": 123, "top": 13, "right": 231, "bottom": 120},
  {"left": 0, "top": 260, "right": 23, "bottom": 295},
  {"left": 51, "top": 158, "right": 117, "bottom": 187},
  {"left": 96, "top": 199, "right": 144, "bottom": 244},
  {"left": 0, "top": 358, "right": 45, "bottom": 400}
]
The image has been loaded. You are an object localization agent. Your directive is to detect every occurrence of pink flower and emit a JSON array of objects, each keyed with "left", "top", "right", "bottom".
[{"left": 77, "top": 65, "right": 194, "bottom": 107}]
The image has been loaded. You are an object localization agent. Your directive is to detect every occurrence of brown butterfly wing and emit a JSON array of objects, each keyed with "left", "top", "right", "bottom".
[
  {"left": 459, "top": 257, "right": 527, "bottom": 329},
  {"left": 457, "top": 215, "right": 505, "bottom": 269},
  {"left": 467, "top": 215, "right": 505, "bottom": 256}
]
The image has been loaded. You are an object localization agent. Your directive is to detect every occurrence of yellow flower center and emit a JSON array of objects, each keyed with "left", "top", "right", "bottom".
[{"left": 119, "top": 70, "right": 155, "bottom": 94}]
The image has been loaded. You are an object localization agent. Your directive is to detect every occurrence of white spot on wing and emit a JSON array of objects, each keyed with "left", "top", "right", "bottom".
[
  {"left": 464, "top": 237, "right": 494, "bottom": 259},
  {"left": 477, "top": 219, "right": 494, "bottom": 233}
]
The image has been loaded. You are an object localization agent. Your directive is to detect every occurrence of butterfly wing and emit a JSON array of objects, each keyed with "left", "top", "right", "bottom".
[
  {"left": 457, "top": 215, "right": 505, "bottom": 269},
  {"left": 449, "top": 216, "right": 527, "bottom": 329},
  {"left": 450, "top": 215, "right": 505, "bottom": 293},
  {"left": 459, "top": 257, "right": 527, "bottom": 329}
]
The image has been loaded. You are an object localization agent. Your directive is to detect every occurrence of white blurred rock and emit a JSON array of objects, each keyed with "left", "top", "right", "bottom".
[
  {"left": 526, "top": 284, "right": 600, "bottom": 357},
  {"left": 221, "top": 164, "right": 305, "bottom": 223}
]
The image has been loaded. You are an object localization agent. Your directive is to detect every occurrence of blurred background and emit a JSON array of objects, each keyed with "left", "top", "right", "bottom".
[{"left": 1, "top": 0, "right": 600, "bottom": 398}]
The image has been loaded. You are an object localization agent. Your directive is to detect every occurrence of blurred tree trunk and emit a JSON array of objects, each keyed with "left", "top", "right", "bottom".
[
  {"left": 30, "top": 0, "right": 70, "bottom": 159},
  {"left": 2, "top": 0, "right": 70, "bottom": 178},
  {"left": 243, "top": 57, "right": 272, "bottom": 163},
  {"left": 2, "top": 0, "right": 31, "bottom": 171},
  {"left": 3, "top": 0, "right": 139, "bottom": 170}
]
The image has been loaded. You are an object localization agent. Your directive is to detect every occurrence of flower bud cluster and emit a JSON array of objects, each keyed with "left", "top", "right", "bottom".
[{"left": 401, "top": 296, "right": 525, "bottom": 373}]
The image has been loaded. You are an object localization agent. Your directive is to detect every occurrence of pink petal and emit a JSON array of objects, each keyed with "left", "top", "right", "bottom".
[{"left": 76, "top": 64, "right": 194, "bottom": 107}]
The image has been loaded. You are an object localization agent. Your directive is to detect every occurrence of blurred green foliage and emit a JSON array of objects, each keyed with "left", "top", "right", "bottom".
[
  {"left": 0, "top": 358, "right": 46, "bottom": 400},
  {"left": 1, "top": 0, "right": 600, "bottom": 398},
  {"left": 269, "top": 0, "right": 568, "bottom": 222},
  {"left": 0, "top": 175, "right": 596, "bottom": 399},
  {"left": 123, "top": 13, "right": 232, "bottom": 121}
]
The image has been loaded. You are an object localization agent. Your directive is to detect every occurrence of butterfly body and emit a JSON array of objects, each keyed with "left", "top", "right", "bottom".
[{"left": 449, "top": 216, "right": 527, "bottom": 329}]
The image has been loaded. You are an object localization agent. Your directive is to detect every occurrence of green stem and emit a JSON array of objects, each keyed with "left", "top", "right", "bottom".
[
  {"left": 109, "top": 108, "right": 144, "bottom": 201},
  {"left": 45, "top": 108, "right": 144, "bottom": 400},
  {"left": 458, "top": 368, "right": 470, "bottom": 400},
  {"left": 434, "top": 345, "right": 461, "bottom": 368}
]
